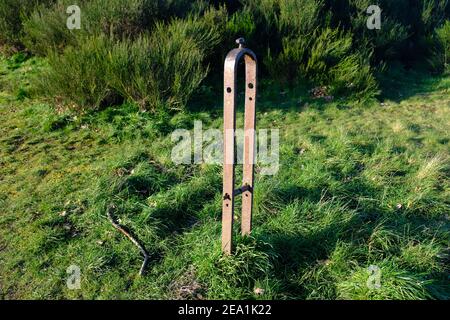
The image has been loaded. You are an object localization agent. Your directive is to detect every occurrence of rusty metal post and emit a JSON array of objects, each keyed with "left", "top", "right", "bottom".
[{"left": 222, "top": 38, "right": 257, "bottom": 255}]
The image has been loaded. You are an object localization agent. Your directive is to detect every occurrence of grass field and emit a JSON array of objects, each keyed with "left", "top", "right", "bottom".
[{"left": 0, "top": 54, "right": 449, "bottom": 300}]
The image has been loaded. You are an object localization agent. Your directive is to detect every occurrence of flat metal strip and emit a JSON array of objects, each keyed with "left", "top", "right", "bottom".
[{"left": 241, "top": 54, "right": 257, "bottom": 236}]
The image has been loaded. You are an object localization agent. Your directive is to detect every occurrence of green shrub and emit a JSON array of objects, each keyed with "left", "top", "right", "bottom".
[
  {"left": 107, "top": 15, "right": 221, "bottom": 111},
  {"left": 276, "top": 0, "right": 324, "bottom": 35},
  {"left": 243, "top": 0, "right": 324, "bottom": 33},
  {"left": 430, "top": 20, "right": 450, "bottom": 72},
  {"left": 241, "top": 0, "right": 324, "bottom": 54},
  {"left": 306, "top": 28, "right": 378, "bottom": 100},
  {"left": 421, "top": 0, "right": 449, "bottom": 33},
  {"left": 305, "top": 28, "right": 353, "bottom": 79},
  {"left": 243, "top": 1, "right": 378, "bottom": 99},
  {"left": 40, "top": 7, "right": 224, "bottom": 111},
  {"left": 265, "top": 27, "right": 379, "bottom": 99},
  {"left": 0, "top": 0, "right": 55, "bottom": 49},
  {"left": 344, "top": 0, "right": 449, "bottom": 62},
  {"left": 158, "top": 0, "right": 211, "bottom": 18},
  {"left": 329, "top": 51, "right": 379, "bottom": 99},
  {"left": 20, "top": 0, "right": 217, "bottom": 57},
  {"left": 83, "top": 0, "right": 158, "bottom": 36},
  {"left": 0, "top": 0, "right": 26, "bottom": 46},
  {"left": 22, "top": 0, "right": 160, "bottom": 56},
  {"left": 21, "top": 0, "right": 80, "bottom": 56},
  {"left": 41, "top": 35, "right": 114, "bottom": 109},
  {"left": 347, "top": 0, "right": 409, "bottom": 60},
  {"left": 164, "top": 7, "right": 226, "bottom": 56},
  {"left": 264, "top": 36, "right": 313, "bottom": 83},
  {"left": 225, "top": 10, "right": 256, "bottom": 45},
  {"left": 8, "top": 0, "right": 450, "bottom": 105}
]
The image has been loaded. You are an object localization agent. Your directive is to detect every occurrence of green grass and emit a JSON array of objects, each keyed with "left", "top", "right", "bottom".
[{"left": 0, "top": 55, "right": 449, "bottom": 300}]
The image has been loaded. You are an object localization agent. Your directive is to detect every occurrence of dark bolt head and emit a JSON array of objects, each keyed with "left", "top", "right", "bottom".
[{"left": 236, "top": 38, "right": 246, "bottom": 48}]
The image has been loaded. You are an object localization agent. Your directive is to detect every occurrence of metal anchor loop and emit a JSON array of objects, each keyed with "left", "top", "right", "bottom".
[
  {"left": 236, "top": 37, "right": 246, "bottom": 48},
  {"left": 222, "top": 38, "right": 258, "bottom": 255}
]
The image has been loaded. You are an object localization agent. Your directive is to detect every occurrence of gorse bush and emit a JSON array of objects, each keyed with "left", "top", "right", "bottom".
[
  {"left": 306, "top": 28, "right": 353, "bottom": 80},
  {"left": 241, "top": 0, "right": 380, "bottom": 98},
  {"left": 41, "top": 7, "right": 226, "bottom": 111},
  {"left": 345, "top": 0, "right": 409, "bottom": 60},
  {"left": 2, "top": 0, "right": 449, "bottom": 109},
  {"left": 82, "top": 0, "right": 156, "bottom": 36},
  {"left": 21, "top": 0, "right": 80, "bottom": 56},
  {"left": 225, "top": 10, "right": 256, "bottom": 40},
  {"left": 22, "top": 0, "right": 158, "bottom": 56},
  {"left": 430, "top": 20, "right": 450, "bottom": 72},
  {"left": 41, "top": 35, "right": 113, "bottom": 109},
  {"left": 0, "top": 0, "right": 27, "bottom": 46},
  {"left": 16, "top": 0, "right": 212, "bottom": 55},
  {"left": 348, "top": 0, "right": 448, "bottom": 62},
  {"left": 107, "top": 26, "right": 207, "bottom": 111},
  {"left": 329, "top": 49, "right": 379, "bottom": 99},
  {"left": 421, "top": 0, "right": 448, "bottom": 33},
  {"left": 264, "top": 25, "right": 378, "bottom": 99},
  {"left": 276, "top": 0, "right": 324, "bottom": 35},
  {"left": 306, "top": 28, "right": 378, "bottom": 99},
  {"left": 0, "top": 0, "right": 55, "bottom": 49}
]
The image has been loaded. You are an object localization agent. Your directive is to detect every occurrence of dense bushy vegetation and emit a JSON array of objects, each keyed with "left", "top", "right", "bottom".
[
  {"left": 0, "top": 0, "right": 55, "bottom": 49},
  {"left": 430, "top": 20, "right": 450, "bottom": 72},
  {"left": 1, "top": 0, "right": 449, "bottom": 109}
]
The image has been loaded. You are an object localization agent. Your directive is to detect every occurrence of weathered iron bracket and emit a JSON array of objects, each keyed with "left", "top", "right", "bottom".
[{"left": 222, "top": 38, "right": 257, "bottom": 255}]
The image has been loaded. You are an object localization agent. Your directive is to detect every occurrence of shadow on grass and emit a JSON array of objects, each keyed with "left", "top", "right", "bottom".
[
  {"left": 251, "top": 173, "right": 449, "bottom": 299},
  {"left": 190, "top": 65, "right": 448, "bottom": 116},
  {"left": 377, "top": 65, "right": 447, "bottom": 103}
]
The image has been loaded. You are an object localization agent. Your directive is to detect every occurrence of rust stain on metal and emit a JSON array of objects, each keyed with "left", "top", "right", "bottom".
[{"left": 222, "top": 38, "right": 257, "bottom": 255}]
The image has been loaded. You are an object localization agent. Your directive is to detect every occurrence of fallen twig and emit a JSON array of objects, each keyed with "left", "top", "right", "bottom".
[{"left": 106, "top": 204, "right": 149, "bottom": 276}]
